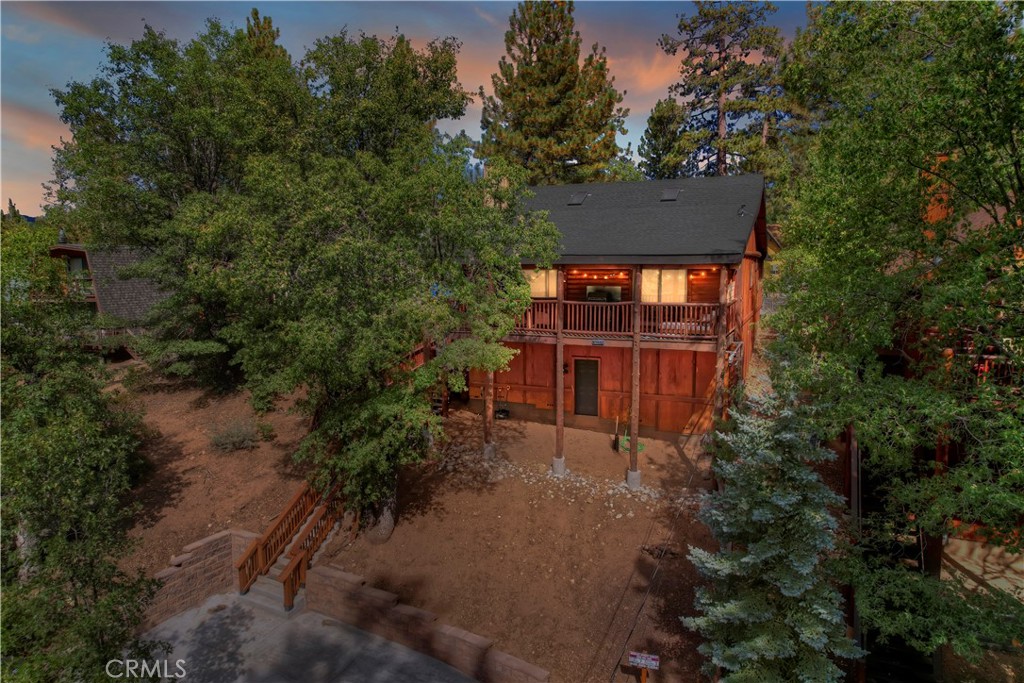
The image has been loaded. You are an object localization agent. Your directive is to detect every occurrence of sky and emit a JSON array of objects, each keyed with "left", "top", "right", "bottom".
[{"left": 1, "top": 1, "right": 811, "bottom": 214}]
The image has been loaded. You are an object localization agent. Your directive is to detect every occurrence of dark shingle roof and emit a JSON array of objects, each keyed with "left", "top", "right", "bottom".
[
  {"left": 526, "top": 174, "right": 765, "bottom": 265},
  {"left": 87, "top": 248, "right": 167, "bottom": 324}
]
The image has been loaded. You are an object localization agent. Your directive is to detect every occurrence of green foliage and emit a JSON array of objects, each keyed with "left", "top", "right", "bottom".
[
  {"left": 303, "top": 31, "right": 469, "bottom": 160},
  {"left": 210, "top": 419, "right": 259, "bottom": 452},
  {"left": 256, "top": 420, "right": 276, "bottom": 442},
  {"left": 842, "top": 556, "right": 1024, "bottom": 659},
  {"left": 50, "top": 14, "right": 306, "bottom": 387},
  {"left": 639, "top": 98, "right": 687, "bottom": 179},
  {"left": 46, "top": 12, "right": 556, "bottom": 514},
  {"left": 606, "top": 154, "right": 645, "bottom": 182},
  {"left": 685, "top": 394, "right": 862, "bottom": 682},
  {"left": 217, "top": 142, "right": 557, "bottom": 509},
  {"left": 774, "top": 0, "right": 1024, "bottom": 657},
  {"left": 658, "top": 1, "right": 784, "bottom": 177},
  {"left": 479, "top": 0, "right": 628, "bottom": 184},
  {"left": 1, "top": 217, "right": 159, "bottom": 682}
]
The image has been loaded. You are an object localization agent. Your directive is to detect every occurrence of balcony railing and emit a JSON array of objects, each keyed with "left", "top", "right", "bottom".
[{"left": 513, "top": 300, "right": 721, "bottom": 341}]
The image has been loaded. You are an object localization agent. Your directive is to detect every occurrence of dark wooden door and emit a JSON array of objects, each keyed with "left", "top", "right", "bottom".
[{"left": 574, "top": 359, "right": 599, "bottom": 416}]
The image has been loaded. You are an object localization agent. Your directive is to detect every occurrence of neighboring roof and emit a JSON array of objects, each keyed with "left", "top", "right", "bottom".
[
  {"left": 88, "top": 248, "right": 168, "bottom": 323},
  {"left": 525, "top": 175, "right": 765, "bottom": 265},
  {"left": 51, "top": 244, "right": 167, "bottom": 324}
]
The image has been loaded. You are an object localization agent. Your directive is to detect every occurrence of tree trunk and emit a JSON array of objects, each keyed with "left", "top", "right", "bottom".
[
  {"left": 554, "top": 268, "right": 566, "bottom": 475},
  {"left": 484, "top": 369, "right": 495, "bottom": 457},
  {"left": 717, "top": 38, "right": 728, "bottom": 175},
  {"left": 713, "top": 268, "right": 730, "bottom": 419},
  {"left": 628, "top": 269, "right": 642, "bottom": 485}
]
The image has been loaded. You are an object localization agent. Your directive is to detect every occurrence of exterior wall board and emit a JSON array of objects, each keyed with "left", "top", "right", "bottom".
[{"left": 470, "top": 343, "right": 716, "bottom": 433}]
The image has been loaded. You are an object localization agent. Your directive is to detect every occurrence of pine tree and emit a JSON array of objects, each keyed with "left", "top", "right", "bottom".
[
  {"left": 479, "top": 0, "right": 628, "bottom": 185},
  {"left": 246, "top": 8, "right": 286, "bottom": 58},
  {"left": 685, "top": 393, "right": 862, "bottom": 681},
  {"left": 658, "top": 1, "right": 782, "bottom": 176},
  {"left": 638, "top": 98, "right": 687, "bottom": 179}
]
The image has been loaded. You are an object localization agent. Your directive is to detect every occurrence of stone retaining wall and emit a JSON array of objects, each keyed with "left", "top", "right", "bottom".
[
  {"left": 307, "top": 564, "right": 550, "bottom": 683},
  {"left": 141, "top": 528, "right": 259, "bottom": 631}
]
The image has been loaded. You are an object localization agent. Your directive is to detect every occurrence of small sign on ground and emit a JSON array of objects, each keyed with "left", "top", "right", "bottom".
[{"left": 628, "top": 652, "right": 660, "bottom": 670}]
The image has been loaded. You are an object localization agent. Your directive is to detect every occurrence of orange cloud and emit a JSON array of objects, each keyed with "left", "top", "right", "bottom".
[
  {"left": 0, "top": 178, "right": 49, "bottom": 214},
  {"left": 2, "top": 101, "right": 69, "bottom": 152},
  {"left": 606, "top": 49, "right": 681, "bottom": 111}
]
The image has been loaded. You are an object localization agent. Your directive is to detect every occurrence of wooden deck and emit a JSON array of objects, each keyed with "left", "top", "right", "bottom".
[{"left": 513, "top": 299, "right": 734, "bottom": 342}]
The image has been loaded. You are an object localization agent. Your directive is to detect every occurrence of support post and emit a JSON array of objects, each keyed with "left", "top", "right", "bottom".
[
  {"left": 483, "top": 370, "right": 495, "bottom": 458},
  {"left": 627, "top": 268, "right": 642, "bottom": 489},
  {"left": 553, "top": 268, "right": 566, "bottom": 476},
  {"left": 713, "top": 267, "right": 730, "bottom": 421},
  {"left": 848, "top": 426, "right": 865, "bottom": 683}
]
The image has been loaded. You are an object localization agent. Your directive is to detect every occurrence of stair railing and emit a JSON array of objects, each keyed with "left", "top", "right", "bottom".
[
  {"left": 236, "top": 481, "right": 319, "bottom": 593},
  {"left": 278, "top": 485, "right": 344, "bottom": 609}
]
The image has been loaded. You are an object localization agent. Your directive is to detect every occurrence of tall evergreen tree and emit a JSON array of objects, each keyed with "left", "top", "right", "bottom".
[
  {"left": 479, "top": 0, "right": 628, "bottom": 185},
  {"left": 658, "top": 1, "right": 782, "bottom": 176},
  {"left": 638, "top": 97, "right": 687, "bottom": 179},
  {"left": 686, "top": 393, "right": 863, "bottom": 682}
]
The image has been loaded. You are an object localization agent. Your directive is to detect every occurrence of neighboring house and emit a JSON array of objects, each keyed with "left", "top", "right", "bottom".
[
  {"left": 466, "top": 175, "right": 767, "bottom": 482},
  {"left": 48, "top": 243, "right": 166, "bottom": 339}
]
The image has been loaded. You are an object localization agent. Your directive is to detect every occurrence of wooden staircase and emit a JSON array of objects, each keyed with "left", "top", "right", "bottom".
[{"left": 235, "top": 482, "right": 344, "bottom": 612}]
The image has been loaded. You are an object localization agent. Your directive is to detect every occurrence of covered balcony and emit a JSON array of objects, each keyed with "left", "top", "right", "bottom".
[{"left": 514, "top": 265, "right": 739, "bottom": 343}]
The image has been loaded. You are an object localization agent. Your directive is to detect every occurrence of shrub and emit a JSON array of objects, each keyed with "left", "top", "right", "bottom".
[
  {"left": 210, "top": 420, "right": 258, "bottom": 452},
  {"left": 256, "top": 420, "right": 276, "bottom": 442}
]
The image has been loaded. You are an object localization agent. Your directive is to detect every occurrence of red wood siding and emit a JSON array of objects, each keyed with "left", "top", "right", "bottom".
[
  {"left": 565, "top": 266, "right": 633, "bottom": 302},
  {"left": 687, "top": 269, "right": 721, "bottom": 303},
  {"left": 469, "top": 343, "right": 716, "bottom": 433}
]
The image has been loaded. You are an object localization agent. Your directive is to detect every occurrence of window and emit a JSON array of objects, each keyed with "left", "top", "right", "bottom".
[
  {"left": 524, "top": 268, "right": 557, "bottom": 298},
  {"left": 641, "top": 268, "right": 687, "bottom": 303}
]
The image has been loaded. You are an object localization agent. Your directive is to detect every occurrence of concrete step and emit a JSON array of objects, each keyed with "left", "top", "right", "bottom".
[
  {"left": 311, "top": 519, "right": 343, "bottom": 565},
  {"left": 267, "top": 555, "right": 293, "bottom": 580},
  {"left": 241, "top": 585, "right": 285, "bottom": 615},
  {"left": 240, "top": 576, "right": 307, "bottom": 616},
  {"left": 249, "top": 575, "right": 283, "bottom": 602},
  {"left": 240, "top": 587, "right": 306, "bottom": 616}
]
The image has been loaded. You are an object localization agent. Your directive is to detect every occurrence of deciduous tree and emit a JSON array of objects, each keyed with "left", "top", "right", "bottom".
[
  {"left": 774, "top": 0, "right": 1024, "bottom": 660},
  {"left": 1, "top": 213, "right": 158, "bottom": 682},
  {"left": 51, "top": 13, "right": 558, "bottom": 520},
  {"left": 50, "top": 15, "right": 306, "bottom": 387}
]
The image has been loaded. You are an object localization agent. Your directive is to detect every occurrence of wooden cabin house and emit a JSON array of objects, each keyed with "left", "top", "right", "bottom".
[{"left": 466, "top": 175, "right": 767, "bottom": 482}]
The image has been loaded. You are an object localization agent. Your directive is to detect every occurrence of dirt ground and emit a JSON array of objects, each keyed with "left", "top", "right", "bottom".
[
  {"left": 117, "top": 354, "right": 718, "bottom": 681},
  {"left": 118, "top": 352, "right": 1018, "bottom": 682},
  {"left": 321, "top": 411, "right": 716, "bottom": 683},
  {"left": 116, "top": 363, "right": 309, "bottom": 577}
]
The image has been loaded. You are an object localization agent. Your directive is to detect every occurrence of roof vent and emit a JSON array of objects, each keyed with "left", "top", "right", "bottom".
[
  {"left": 660, "top": 189, "right": 681, "bottom": 202},
  {"left": 568, "top": 192, "right": 590, "bottom": 206},
  {"left": 737, "top": 204, "right": 747, "bottom": 217}
]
